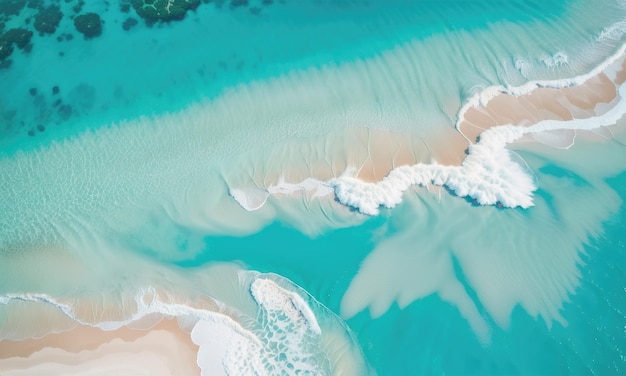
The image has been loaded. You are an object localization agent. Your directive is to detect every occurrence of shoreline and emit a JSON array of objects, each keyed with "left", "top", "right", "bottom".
[
  {"left": 0, "top": 317, "right": 200, "bottom": 375},
  {"left": 0, "top": 272, "right": 369, "bottom": 375}
]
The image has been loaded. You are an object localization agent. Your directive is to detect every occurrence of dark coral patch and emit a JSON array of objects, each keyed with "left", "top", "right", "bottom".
[
  {"left": 29, "top": 87, "right": 37, "bottom": 96},
  {"left": 0, "top": 28, "right": 33, "bottom": 60},
  {"left": 74, "top": 13, "right": 103, "bottom": 39},
  {"left": 130, "top": 0, "right": 200, "bottom": 22},
  {"left": 122, "top": 17, "right": 138, "bottom": 31},
  {"left": 0, "top": 0, "right": 28, "bottom": 17},
  {"left": 52, "top": 86, "right": 60, "bottom": 95},
  {"left": 2, "top": 28, "right": 33, "bottom": 49},
  {"left": 34, "top": 5, "right": 63, "bottom": 35},
  {"left": 231, "top": 0, "right": 248, "bottom": 8},
  {"left": 26, "top": 0, "right": 45, "bottom": 9},
  {"left": 0, "top": 40, "right": 13, "bottom": 60},
  {"left": 120, "top": 1, "right": 131, "bottom": 13},
  {"left": 58, "top": 104, "right": 72, "bottom": 120},
  {"left": 72, "top": 0, "right": 85, "bottom": 14}
]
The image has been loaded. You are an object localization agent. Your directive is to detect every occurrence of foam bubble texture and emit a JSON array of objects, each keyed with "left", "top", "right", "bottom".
[{"left": 192, "top": 278, "right": 331, "bottom": 376}]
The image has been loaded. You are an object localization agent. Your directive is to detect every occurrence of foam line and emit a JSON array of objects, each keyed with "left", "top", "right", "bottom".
[
  {"left": 230, "top": 177, "right": 333, "bottom": 212},
  {"left": 251, "top": 278, "right": 322, "bottom": 335},
  {"left": 456, "top": 43, "right": 626, "bottom": 128}
]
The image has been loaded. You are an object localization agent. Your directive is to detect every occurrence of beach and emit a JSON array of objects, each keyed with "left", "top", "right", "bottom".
[{"left": 0, "top": 318, "right": 200, "bottom": 375}]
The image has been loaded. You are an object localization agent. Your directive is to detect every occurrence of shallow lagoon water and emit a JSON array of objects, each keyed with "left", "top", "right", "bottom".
[{"left": 1, "top": 0, "right": 626, "bottom": 375}]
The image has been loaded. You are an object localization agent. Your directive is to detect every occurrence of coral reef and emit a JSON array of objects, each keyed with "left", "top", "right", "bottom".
[
  {"left": 34, "top": 5, "right": 63, "bottom": 35},
  {"left": 0, "top": 0, "right": 27, "bottom": 18},
  {"left": 122, "top": 17, "right": 139, "bottom": 31},
  {"left": 0, "top": 28, "right": 33, "bottom": 60},
  {"left": 74, "top": 13, "right": 103, "bottom": 39},
  {"left": 130, "top": 0, "right": 200, "bottom": 22}
]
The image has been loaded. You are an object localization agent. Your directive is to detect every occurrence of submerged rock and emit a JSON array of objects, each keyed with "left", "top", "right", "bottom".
[
  {"left": 130, "top": 0, "right": 200, "bottom": 22},
  {"left": 74, "top": 13, "right": 103, "bottom": 39},
  {"left": 122, "top": 17, "right": 138, "bottom": 31},
  {"left": 34, "top": 5, "right": 63, "bottom": 35}
]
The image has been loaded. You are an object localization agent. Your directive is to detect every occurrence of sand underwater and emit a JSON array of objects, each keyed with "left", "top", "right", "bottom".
[{"left": 0, "top": 0, "right": 625, "bottom": 375}]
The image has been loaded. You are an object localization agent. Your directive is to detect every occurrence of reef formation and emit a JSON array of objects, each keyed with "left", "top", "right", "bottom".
[
  {"left": 74, "top": 13, "right": 103, "bottom": 39},
  {"left": 129, "top": 0, "right": 200, "bottom": 22}
]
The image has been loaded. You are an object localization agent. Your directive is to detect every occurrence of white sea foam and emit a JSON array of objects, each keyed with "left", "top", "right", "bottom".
[
  {"left": 514, "top": 57, "right": 531, "bottom": 78},
  {"left": 231, "top": 177, "right": 333, "bottom": 212},
  {"left": 192, "top": 314, "right": 265, "bottom": 376},
  {"left": 229, "top": 187, "right": 270, "bottom": 211},
  {"left": 251, "top": 278, "right": 322, "bottom": 335},
  {"left": 539, "top": 52, "right": 569, "bottom": 68},
  {"left": 267, "top": 177, "right": 334, "bottom": 200}
]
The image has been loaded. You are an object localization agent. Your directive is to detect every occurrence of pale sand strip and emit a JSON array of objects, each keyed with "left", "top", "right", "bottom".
[
  {"left": 458, "top": 57, "right": 625, "bottom": 144},
  {"left": 0, "top": 317, "right": 200, "bottom": 375}
]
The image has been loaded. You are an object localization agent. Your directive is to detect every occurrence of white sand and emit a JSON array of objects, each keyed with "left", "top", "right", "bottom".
[{"left": 0, "top": 318, "right": 200, "bottom": 375}]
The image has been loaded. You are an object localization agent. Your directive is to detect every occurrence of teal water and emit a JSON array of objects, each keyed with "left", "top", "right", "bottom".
[{"left": 1, "top": 0, "right": 626, "bottom": 374}]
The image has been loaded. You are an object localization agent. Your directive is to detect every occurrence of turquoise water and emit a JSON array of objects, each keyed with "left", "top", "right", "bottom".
[{"left": 1, "top": 0, "right": 626, "bottom": 374}]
